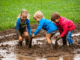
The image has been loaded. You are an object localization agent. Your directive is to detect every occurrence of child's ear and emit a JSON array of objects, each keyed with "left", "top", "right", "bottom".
[{"left": 58, "top": 17, "right": 60, "bottom": 19}]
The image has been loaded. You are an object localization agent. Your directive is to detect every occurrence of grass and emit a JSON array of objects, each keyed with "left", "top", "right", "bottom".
[{"left": 0, "top": 0, "right": 80, "bottom": 31}]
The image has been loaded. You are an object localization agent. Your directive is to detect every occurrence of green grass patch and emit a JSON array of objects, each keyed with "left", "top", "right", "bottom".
[{"left": 0, "top": 0, "right": 80, "bottom": 31}]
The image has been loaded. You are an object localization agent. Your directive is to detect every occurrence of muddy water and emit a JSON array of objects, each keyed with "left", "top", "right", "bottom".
[
  {"left": 16, "top": 54, "right": 80, "bottom": 60},
  {"left": 0, "top": 46, "right": 80, "bottom": 60},
  {"left": 0, "top": 32, "right": 80, "bottom": 39},
  {"left": 0, "top": 39, "right": 80, "bottom": 60},
  {"left": 0, "top": 43, "right": 80, "bottom": 60},
  {"left": 0, "top": 32, "right": 80, "bottom": 60}
]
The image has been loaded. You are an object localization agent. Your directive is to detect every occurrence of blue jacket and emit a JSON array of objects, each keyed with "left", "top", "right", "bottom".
[
  {"left": 34, "top": 18, "right": 58, "bottom": 35},
  {"left": 16, "top": 18, "right": 31, "bottom": 34}
]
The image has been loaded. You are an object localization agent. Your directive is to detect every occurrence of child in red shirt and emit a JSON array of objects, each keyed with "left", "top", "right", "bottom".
[{"left": 51, "top": 12, "right": 75, "bottom": 46}]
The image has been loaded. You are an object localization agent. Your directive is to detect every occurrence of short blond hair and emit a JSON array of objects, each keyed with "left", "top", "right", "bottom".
[
  {"left": 17, "top": 9, "right": 30, "bottom": 19},
  {"left": 21, "top": 9, "right": 28, "bottom": 15},
  {"left": 33, "top": 10, "right": 44, "bottom": 18}
]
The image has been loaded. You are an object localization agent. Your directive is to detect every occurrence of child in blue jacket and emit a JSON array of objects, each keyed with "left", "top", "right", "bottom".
[
  {"left": 16, "top": 10, "right": 32, "bottom": 46},
  {"left": 32, "top": 11, "right": 58, "bottom": 43}
]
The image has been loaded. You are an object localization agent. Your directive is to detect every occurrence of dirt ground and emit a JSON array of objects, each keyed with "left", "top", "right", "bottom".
[{"left": 0, "top": 23, "right": 80, "bottom": 58}]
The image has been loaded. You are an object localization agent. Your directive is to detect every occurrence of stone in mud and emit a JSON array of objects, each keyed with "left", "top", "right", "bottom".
[
  {"left": 1, "top": 44, "right": 5, "bottom": 47},
  {"left": 6, "top": 52, "right": 11, "bottom": 54},
  {"left": 53, "top": 54, "right": 60, "bottom": 57},
  {"left": 2, "top": 47, "right": 7, "bottom": 50},
  {"left": 0, "top": 55, "right": 4, "bottom": 58},
  {"left": 71, "top": 51, "right": 77, "bottom": 54},
  {"left": 17, "top": 51, "right": 21, "bottom": 54},
  {"left": 23, "top": 51, "right": 28, "bottom": 55},
  {"left": 31, "top": 54, "right": 37, "bottom": 57}
]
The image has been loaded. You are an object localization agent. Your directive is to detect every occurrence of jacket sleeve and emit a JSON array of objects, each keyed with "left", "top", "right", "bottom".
[
  {"left": 16, "top": 19, "right": 21, "bottom": 36},
  {"left": 16, "top": 19, "right": 20, "bottom": 30},
  {"left": 56, "top": 23, "right": 62, "bottom": 34},
  {"left": 34, "top": 20, "right": 44, "bottom": 35},
  {"left": 60, "top": 23, "right": 68, "bottom": 38},
  {"left": 27, "top": 20, "right": 31, "bottom": 34}
]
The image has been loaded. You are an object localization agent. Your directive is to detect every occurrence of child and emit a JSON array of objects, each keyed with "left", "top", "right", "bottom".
[
  {"left": 51, "top": 12, "right": 75, "bottom": 46},
  {"left": 32, "top": 11, "right": 58, "bottom": 44},
  {"left": 16, "top": 10, "right": 32, "bottom": 46}
]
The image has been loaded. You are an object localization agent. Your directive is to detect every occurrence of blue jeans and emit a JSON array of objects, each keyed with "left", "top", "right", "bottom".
[
  {"left": 66, "top": 31, "right": 73, "bottom": 44},
  {"left": 49, "top": 30, "right": 57, "bottom": 34}
]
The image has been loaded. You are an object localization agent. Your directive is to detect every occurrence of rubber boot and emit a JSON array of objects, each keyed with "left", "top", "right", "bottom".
[
  {"left": 19, "top": 41, "right": 22, "bottom": 46},
  {"left": 62, "top": 36, "right": 67, "bottom": 45},
  {"left": 28, "top": 37, "right": 32, "bottom": 48},
  {"left": 69, "top": 44, "right": 74, "bottom": 48},
  {"left": 26, "top": 39, "right": 28, "bottom": 46}
]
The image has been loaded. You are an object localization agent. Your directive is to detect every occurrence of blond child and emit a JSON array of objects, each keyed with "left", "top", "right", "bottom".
[
  {"left": 32, "top": 11, "right": 58, "bottom": 44},
  {"left": 16, "top": 10, "right": 32, "bottom": 46}
]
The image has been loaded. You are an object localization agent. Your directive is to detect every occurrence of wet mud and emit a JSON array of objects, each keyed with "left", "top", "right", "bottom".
[
  {"left": 14, "top": 35, "right": 80, "bottom": 57},
  {"left": 0, "top": 24, "right": 80, "bottom": 59}
]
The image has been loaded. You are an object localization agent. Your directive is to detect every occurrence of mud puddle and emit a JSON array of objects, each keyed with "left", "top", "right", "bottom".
[
  {"left": 14, "top": 32, "right": 80, "bottom": 58},
  {"left": 15, "top": 54, "right": 80, "bottom": 60},
  {"left": 0, "top": 27, "right": 80, "bottom": 60},
  {"left": 0, "top": 42, "right": 80, "bottom": 60},
  {"left": 0, "top": 34, "right": 80, "bottom": 60},
  {"left": 0, "top": 40, "right": 80, "bottom": 60}
]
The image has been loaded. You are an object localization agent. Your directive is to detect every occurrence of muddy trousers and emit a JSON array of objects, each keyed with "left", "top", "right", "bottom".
[
  {"left": 62, "top": 36, "right": 67, "bottom": 45},
  {"left": 66, "top": 31, "right": 73, "bottom": 44},
  {"left": 62, "top": 31, "right": 73, "bottom": 45}
]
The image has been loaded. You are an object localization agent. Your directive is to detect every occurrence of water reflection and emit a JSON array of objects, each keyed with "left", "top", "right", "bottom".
[{"left": 15, "top": 54, "right": 80, "bottom": 60}]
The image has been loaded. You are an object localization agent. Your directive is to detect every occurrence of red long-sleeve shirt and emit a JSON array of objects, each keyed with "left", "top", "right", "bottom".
[{"left": 56, "top": 17, "right": 75, "bottom": 38}]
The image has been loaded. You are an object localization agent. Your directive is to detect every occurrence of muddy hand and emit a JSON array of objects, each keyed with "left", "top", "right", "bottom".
[
  {"left": 55, "top": 40, "right": 58, "bottom": 45},
  {"left": 55, "top": 35, "right": 60, "bottom": 46},
  {"left": 55, "top": 36, "right": 60, "bottom": 49},
  {"left": 28, "top": 33, "right": 33, "bottom": 48},
  {"left": 48, "top": 40, "right": 53, "bottom": 49},
  {"left": 56, "top": 35, "right": 61, "bottom": 40},
  {"left": 55, "top": 40, "right": 58, "bottom": 49},
  {"left": 30, "top": 33, "right": 32, "bottom": 37},
  {"left": 55, "top": 35, "right": 61, "bottom": 46},
  {"left": 31, "top": 34, "right": 35, "bottom": 38}
]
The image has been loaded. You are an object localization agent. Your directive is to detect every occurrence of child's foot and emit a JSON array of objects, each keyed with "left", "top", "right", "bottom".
[
  {"left": 62, "top": 45, "right": 67, "bottom": 47},
  {"left": 69, "top": 44, "right": 73, "bottom": 48}
]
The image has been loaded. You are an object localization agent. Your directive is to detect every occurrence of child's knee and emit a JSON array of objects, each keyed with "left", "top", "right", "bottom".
[
  {"left": 46, "top": 37, "right": 50, "bottom": 40},
  {"left": 66, "top": 35, "right": 71, "bottom": 39},
  {"left": 46, "top": 36, "right": 49, "bottom": 39},
  {"left": 24, "top": 32, "right": 28, "bottom": 37},
  {"left": 66, "top": 33, "right": 72, "bottom": 39},
  {"left": 19, "top": 36, "right": 23, "bottom": 41},
  {"left": 46, "top": 36, "right": 51, "bottom": 41},
  {"left": 46, "top": 37, "right": 51, "bottom": 43},
  {"left": 24, "top": 34, "right": 28, "bottom": 37}
]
